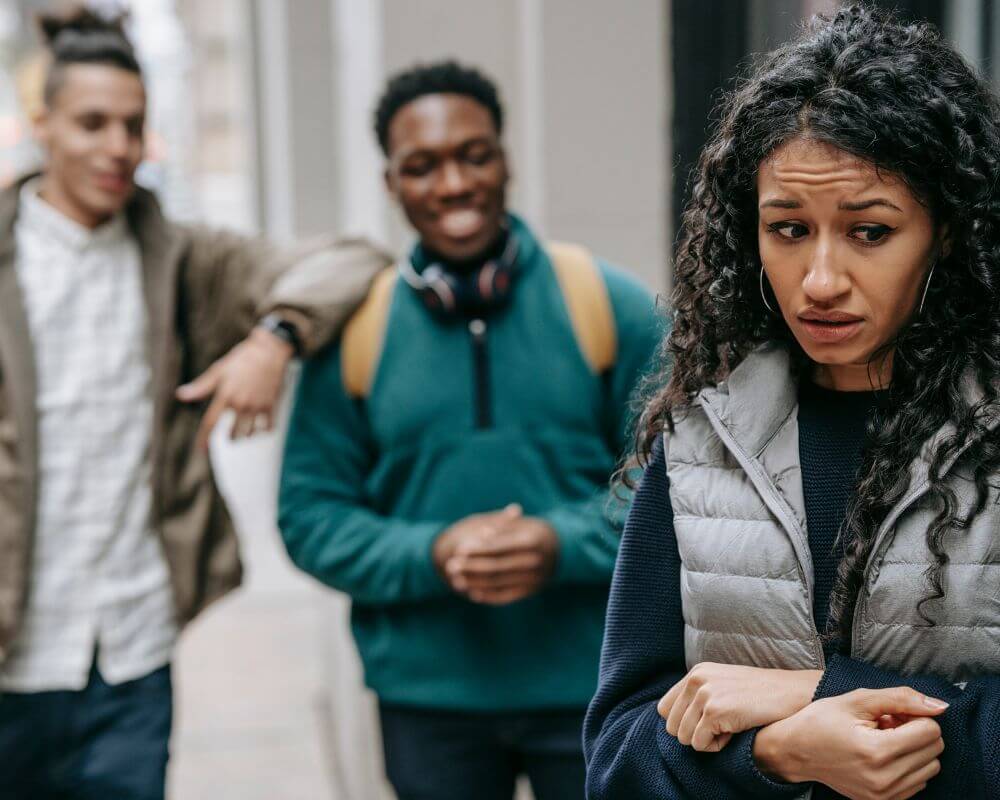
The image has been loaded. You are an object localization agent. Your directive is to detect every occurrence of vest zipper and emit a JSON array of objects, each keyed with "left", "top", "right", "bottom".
[
  {"left": 849, "top": 417, "right": 1000, "bottom": 654},
  {"left": 469, "top": 318, "right": 492, "bottom": 429},
  {"left": 850, "top": 479, "right": 929, "bottom": 655},
  {"left": 697, "top": 398, "right": 826, "bottom": 668}
]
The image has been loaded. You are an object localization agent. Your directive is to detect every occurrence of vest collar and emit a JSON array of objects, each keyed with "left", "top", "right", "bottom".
[
  {"left": 698, "top": 341, "right": 999, "bottom": 478},
  {"left": 697, "top": 342, "right": 797, "bottom": 459}
]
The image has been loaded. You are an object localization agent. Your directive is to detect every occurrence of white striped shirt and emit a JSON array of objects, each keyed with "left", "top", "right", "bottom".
[{"left": 0, "top": 180, "right": 178, "bottom": 692}]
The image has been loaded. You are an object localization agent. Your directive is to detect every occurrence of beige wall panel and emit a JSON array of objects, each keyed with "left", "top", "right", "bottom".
[{"left": 540, "top": 0, "right": 668, "bottom": 292}]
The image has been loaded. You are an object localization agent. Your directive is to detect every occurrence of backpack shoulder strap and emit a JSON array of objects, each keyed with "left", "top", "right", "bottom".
[
  {"left": 546, "top": 241, "right": 617, "bottom": 374},
  {"left": 341, "top": 266, "right": 398, "bottom": 398}
]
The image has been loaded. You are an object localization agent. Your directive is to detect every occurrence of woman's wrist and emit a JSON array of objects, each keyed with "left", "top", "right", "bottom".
[
  {"left": 793, "top": 669, "right": 825, "bottom": 708},
  {"left": 753, "top": 717, "right": 806, "bottom": 784}
]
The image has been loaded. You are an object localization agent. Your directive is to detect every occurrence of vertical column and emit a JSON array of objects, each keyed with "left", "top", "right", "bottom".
[
  {"left": 515, "top": 0, "right": 546, "bottom": 230},
  {"left": 250, "top": 0, "right": 294, "bottom": 240},
  {"left": 333, "top": 0, "right": 388, "bottom": 243},
  {"left": 285, "top": 0, "right": 339, "bottom": 238},
  {"left": 322, "top": 8, "right": 397, "bottom": 797},
  {"left": 947, "top": 0, "right": 982, "bottom": 72},
  {"left": 251, "top": 0, "right": 338, "bottom": 242},
  {"left": 990, "top": 0, "right": 1000, "bottom": 84}
]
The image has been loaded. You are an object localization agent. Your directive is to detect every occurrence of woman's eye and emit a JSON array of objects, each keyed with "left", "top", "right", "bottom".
[
  {"left": 767, "top": 222, "right": 809, "bottom": 240},
  {"left": 850, "top": 224, "right": 895, "bottom": 244}
]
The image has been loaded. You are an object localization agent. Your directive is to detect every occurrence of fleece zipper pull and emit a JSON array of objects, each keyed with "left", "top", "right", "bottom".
[{"left": 468, "top": 318, "right": 492, "bottom": 429}]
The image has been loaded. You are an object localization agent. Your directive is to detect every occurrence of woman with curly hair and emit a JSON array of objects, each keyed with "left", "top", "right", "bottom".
[{"left": 585, "top": 5, "right": 1000, "bottom": 799}]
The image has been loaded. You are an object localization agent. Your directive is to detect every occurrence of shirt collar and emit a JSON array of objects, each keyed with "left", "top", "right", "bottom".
[{"left": 19, "top": 178, "right": 129, "bottom": 251}]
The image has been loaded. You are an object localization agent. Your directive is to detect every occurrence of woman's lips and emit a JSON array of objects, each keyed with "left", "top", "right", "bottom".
[
  {"left": 438, "top": 208, "right": 485, "bottom": 239},
  {"left": 798, "top": 317, "right": 864, "bottom": 344}
]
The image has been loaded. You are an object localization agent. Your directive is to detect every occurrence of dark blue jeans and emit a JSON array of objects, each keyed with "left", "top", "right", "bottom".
[
  {"left": 379, "top": 704, "right": 587, "bottom": 800},
  {"left": 0, "top": 661, "right": 172, "bottom": 800}
]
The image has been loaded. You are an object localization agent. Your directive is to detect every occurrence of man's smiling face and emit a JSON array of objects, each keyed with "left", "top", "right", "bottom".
[{"left": 384, "top": 93, "right": 509, "bottom": 262}]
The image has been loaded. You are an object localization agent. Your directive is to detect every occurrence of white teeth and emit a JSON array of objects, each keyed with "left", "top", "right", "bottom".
[{"left": 439, "top": 209, "right": 484, "bottom": 238}]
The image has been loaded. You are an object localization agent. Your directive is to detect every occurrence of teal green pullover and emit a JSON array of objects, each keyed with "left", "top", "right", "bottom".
[{"left": 278, "top": 216, "right": 659, "bottom": 711}]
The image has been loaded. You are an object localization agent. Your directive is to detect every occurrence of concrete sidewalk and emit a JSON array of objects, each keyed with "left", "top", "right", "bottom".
[
  {"left": 167, "top": 403, "right": 396, "bottom": 800},
  {"left": 170, "top": 583, "right": 337, "bottom": 799},
  {"left": 167, "top": 425, "right": 340, "bottom": 800}
]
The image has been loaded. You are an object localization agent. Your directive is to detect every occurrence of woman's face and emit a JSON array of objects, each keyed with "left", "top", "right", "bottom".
[{"left": 757, "top": 137, "right": 942, "bottom": 390}]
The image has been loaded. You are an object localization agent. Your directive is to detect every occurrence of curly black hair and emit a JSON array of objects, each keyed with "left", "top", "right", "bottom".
[
  {"left": 637, "top": 4, "right": 1000, "bottom": 649},
  {"left": 373, "top": 60, "right": 503, "bottom": 155},
  {"left": 38, "top": 4, "right": 140, "bottom": 106}
]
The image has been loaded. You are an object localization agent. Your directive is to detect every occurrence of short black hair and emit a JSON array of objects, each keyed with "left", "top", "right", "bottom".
[
  {"left": 373, "top": 60, "right": 503, "bottom": 155},
  {"left": 38, "top": 5, "right": 141, "bottom": 106}
]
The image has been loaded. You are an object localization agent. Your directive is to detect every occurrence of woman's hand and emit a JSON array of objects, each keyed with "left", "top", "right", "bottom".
[
  {"left": 657, "top": 663, "right": 823, "bottom": 751},
  {"left": 753, "top": 687, "right": 948, "bottom": 800}
]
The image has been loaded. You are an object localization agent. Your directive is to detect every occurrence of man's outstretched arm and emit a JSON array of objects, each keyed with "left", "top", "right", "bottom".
[{"left": 174, "top": 228, "right": 392, "bottom": 447}]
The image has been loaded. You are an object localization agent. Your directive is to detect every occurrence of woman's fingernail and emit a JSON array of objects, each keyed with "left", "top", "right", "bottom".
[{"left": 923, "top": 696, "right": 949, "bottom": 710}]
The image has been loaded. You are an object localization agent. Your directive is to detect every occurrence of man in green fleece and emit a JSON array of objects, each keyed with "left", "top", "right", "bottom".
[{"left": 278, "top": 60, "right": 659, "bottom": 800}]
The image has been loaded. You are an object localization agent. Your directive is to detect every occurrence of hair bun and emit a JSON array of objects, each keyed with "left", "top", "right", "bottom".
[{"left": 37, "top": 6, "right": 129, "bottom": 52}]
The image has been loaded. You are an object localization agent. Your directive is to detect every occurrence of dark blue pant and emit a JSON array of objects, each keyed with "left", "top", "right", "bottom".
[
  {"left": 0, "top": 661, "right": 172, "bottom": 800},
  {"left": 379, "top": 704, "right": 587, "bottom": 800}
]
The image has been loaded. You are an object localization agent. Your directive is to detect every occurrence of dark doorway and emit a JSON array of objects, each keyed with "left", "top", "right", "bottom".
[{"left": 669, "top": 0, "right": 949, "bottom": 246}]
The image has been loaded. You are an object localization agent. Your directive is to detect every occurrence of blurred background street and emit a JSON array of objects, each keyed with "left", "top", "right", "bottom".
[{"left": 1, "top": 1, "right": 997, "bottom": 797}]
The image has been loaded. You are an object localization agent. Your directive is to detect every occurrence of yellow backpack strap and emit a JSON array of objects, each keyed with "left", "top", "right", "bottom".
[
  {"left": 341, "top": 266, "right": 398, "bottom": 398},
  {"left": 547, "top": 241, "right": 617, "bottom": 374}
]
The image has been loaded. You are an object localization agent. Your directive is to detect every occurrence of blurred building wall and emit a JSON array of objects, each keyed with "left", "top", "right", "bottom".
[{"left": 251, "top": 0, "right": 671, "bottom": 292}]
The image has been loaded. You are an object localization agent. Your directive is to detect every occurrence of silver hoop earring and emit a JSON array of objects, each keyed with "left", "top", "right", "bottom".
[
  {"left": 918, "top": 260, "right": 937, "bottom": 315},
  {"left": 759, "top": 266, "right": 776, "bottom": 315}
]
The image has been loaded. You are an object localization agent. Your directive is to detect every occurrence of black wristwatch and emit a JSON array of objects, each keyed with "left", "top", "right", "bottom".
[{"left": 258, "top": 313, "right": 302, "bottom": 356}]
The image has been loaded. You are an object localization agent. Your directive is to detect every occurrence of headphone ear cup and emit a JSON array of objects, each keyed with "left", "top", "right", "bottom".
[
  {"left": 480, "top": 261, "right": 513, "bottom": 305},
  {"left": 422, "top": 267, "right": 458, "bottom": 313}
]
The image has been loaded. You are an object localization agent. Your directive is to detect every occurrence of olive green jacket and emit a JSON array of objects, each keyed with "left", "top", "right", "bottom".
[{"left": 0, "top": 175, "right": 391, "bottom": 661}]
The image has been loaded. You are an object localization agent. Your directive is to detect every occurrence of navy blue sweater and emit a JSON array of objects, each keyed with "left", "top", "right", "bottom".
[
  {"left": 584, "top": 386, "right": 1000, "bottom": 799},
  {"left": 797, "top": 381, "right": 877, "bottom": 648}
]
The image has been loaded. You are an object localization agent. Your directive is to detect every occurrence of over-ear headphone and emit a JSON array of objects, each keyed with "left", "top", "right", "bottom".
[{"left": 398, "top": 229, "right": 520, "bottom": 318}]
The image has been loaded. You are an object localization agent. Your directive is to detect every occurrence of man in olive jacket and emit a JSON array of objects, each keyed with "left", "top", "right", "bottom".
[{"left": 0, "top": 8, "right": 389, "bottom": 800}]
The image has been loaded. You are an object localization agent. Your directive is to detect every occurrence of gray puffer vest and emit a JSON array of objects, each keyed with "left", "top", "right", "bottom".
[{"left": 666, "top": 342, "right": 1000, "bottom": 682}]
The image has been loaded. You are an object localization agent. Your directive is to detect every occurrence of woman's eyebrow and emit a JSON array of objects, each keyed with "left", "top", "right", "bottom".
[
  {"left": 759, "top": 198, "right": 801, "bottom": 209},
  {"left": 758, "top": 198, "right": 903, "bottom": 212},
  {"left": 838, "top": 199, "right": 903, "bottom": 212}
]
